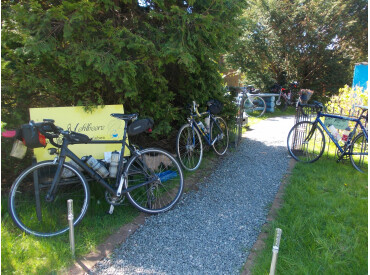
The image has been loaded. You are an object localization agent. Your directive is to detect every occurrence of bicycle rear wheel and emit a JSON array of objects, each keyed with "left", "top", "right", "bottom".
[
  {"left": 8, "top": 161, "right": 90, "bottom": 237},
  {"left": 350, "top": 133, "right": 368, "bottom": 174},
  {"left": 287, "top": 121, "right": 325, "bottom": 162},
  {"left": 245, "top": 96, "right": 266, "bottom": 117},
  {"left": 125, "top": 148, "right": 184, "bottom": 214},
  {"left": 211, "top": 117, "right": 229, "bottom": 155},
  {"left": 176, "top": 123, "right": 203, "bottom": 171}
]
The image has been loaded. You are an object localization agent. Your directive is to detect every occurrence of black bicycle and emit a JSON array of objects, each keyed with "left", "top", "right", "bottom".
[
  {"left": 8, "top": 114, "right": 184, "bottom": 237},
  {"left": 176, "top": 100, "right": 229, "bottom": 171}
]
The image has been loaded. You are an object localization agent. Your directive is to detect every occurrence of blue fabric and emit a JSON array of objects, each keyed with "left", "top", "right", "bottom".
[{"left": 352, "top": 64, "right": 368, "bottom": 90}]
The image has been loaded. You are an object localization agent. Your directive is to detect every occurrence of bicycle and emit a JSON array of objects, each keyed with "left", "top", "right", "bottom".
[
  {"left": 273, "top": 81, "right": 299, "bottom": 111},
  {"left": 176, "top": 100, "right": 229, "bottom": 171},
  {"left": 8, "top": 114, "right": 184, "bottom": 237},
  {"left": 240, "top": 86, "right": 266, "bottom": 117},
  {"left": 287, "top": 101, "right": 368, "bottom": 173}
]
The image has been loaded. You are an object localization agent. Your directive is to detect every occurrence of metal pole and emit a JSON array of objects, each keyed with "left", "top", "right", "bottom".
[
  {"left": 269, "top": 228, "right": 282, "bottom": 275},
  {"left": 67, "top": 199, "right": 75, "bottom": 258}
]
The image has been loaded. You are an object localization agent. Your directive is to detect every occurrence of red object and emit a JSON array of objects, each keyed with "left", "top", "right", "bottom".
[
  {"left": 147, "top": 128, "right": 152, "bottom": 133},
  {"left": 38, "top": 132, "right": 47, "bottom": 146},
  {"left": 2, "top": 130, "right": 17, "bottom": 138}
]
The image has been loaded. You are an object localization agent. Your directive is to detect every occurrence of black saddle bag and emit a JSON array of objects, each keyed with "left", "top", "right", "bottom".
[
  {"left": 207, "top": 99, "right": 223, "bottom": 115},
  {"left": 127, "top": 118, "right": 154, "bottom": 136}
]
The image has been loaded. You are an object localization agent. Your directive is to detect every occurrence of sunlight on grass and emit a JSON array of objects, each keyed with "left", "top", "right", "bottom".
[
  {"left": 1, "top": 185, "right": 140, "bottom": 274},
  {"left": 247, "top": 106, "right": 296, "bottom": 127},
  {"left": 250, "top": 159, "right": 368, "bottom": 274}
]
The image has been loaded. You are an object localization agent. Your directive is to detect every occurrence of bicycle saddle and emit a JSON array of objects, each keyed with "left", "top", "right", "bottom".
[{"left": 110, "top": 113, "right": 138, "bottom": 121}]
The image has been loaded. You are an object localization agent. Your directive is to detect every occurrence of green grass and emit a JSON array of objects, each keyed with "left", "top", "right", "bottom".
[
  {"left": 247, "top": 106, "right": 296, "bottom": 127},
  {"left": 1, "top": 183, "right": 139, "bottom": 274},
  {"left": 249, "top": 158, "right": 368, "bottom": 274}
]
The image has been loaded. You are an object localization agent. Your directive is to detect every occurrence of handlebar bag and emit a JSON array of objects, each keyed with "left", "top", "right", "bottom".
[
  {"left": 69, "top": 132, "right": 91, "bottom": 143},
  {"left": 207, "top": 99, "right": 223, "bottom": 115},
  {"left": 21, "top": 124, "right": 47, "bottom": 148},
  {"left": 127, "top": 118, "right": 154, "bottom": 136}
]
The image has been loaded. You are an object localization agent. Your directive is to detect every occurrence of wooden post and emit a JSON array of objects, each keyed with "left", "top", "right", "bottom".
[{"left": 269, "top": 228, "right": 282, "bottom": 275}]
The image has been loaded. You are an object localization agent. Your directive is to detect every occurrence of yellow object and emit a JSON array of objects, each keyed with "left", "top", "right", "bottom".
[{"left": 29, "top": 105, "right": 129, "bottom": 161}]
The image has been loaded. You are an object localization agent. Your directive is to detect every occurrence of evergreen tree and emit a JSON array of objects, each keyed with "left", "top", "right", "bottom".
[{"left": 2, "top": 0, "right": 245, "bottom": 132}]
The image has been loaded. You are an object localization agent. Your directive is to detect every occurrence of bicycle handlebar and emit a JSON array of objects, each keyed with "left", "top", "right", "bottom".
[
  {"left": 297, "top": 101, "right": 324, "bottom": 117},
  {"left": 32, "top": 120, "right": 60, "bottom": 138},
  {"left": 31, "top": 120, "right": 63, "bottom": 148},
  {"left": 298, "top": 101, "right": 368, "bottom": 121}
]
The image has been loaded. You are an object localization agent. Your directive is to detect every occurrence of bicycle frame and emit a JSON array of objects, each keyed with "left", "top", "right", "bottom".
[
  {"left": 311, "top": 110, "right": 368, "bottom": 156},
  {"left": 190, "top": 112, "right": 222, "bottom": 146},
  {"left": 46, "top": 124, "right": 156, "bottom": 202},
  {"left": 277, "top": 88, "right": 292, "bottom": 105}
]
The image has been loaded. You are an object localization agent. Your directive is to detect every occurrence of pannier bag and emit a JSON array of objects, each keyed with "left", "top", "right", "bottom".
[
  {"left": 127, "top": 118, "right": 154, "bottom": 136},
  {"left": 21, "top": 124, "right": 47, "bottom": 148},
  {"left": 207, "top": 99, "right": 223, "bottom": 115}
]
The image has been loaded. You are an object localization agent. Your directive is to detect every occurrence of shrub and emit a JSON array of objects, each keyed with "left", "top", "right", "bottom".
[
  {"left": 1, "top": 0, "right": 244, "bottom": 185},
  {"left": 326, "top": 85, "right": 368, "bottom": 116}
]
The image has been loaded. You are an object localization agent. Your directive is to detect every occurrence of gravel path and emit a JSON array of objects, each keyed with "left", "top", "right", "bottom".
[{"left": 91, "top": 116, "right": 295, "bottom": 275}]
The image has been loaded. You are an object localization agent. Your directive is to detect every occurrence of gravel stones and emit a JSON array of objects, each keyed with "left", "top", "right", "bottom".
[{"left": 91, "top": 116, "right": 295, "bottom": 275}]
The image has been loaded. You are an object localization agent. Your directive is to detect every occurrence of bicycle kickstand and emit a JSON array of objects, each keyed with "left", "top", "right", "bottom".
[{"left": 107, "top": 205, "right": 115, "bottom": 215}]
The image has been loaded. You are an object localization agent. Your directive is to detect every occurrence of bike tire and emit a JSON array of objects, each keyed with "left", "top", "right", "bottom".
[
  {"left": 287, "top": 121, "right": 325, "bottom": 163},
  {"left": 124, "top": 148, "right": 184, "bottom": 214},
  {"left": 211, "top": 117, "right": 229, "bottom": 155},
  {"left": 8, "top": 161, "right": 90, "bottom": 237},
  {"left": 176, "top": 123, "right": 203, "bottom": 171},
  {"left": 350, "top": 132, "right": 368, "bottom": 174},
  {"left": 245, "top": 96, "right": 266, "bottom": 117},
  {"left": 277, "top": 100, "right": 288, "bottom": 111}
]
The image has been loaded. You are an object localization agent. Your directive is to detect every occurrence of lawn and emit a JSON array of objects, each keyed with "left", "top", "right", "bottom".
[
  {"left": 249, "top": 157, "right": 368, "bottom": 274},
  {"left": 1, "top": 182, "right": 140, "bottom": 274}
]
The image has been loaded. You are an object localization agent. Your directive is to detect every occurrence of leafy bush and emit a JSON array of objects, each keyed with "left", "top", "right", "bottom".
[
  {"left": 326, "top": 85, "right": 368, "bottom": 116},
  {"left": 1, "top": 0, "right": 244, "bottom": 184}
]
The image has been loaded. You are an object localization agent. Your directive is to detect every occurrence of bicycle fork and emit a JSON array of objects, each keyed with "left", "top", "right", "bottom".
[{"left": 45, "top": 156, "right": 66, "bottom": 202}]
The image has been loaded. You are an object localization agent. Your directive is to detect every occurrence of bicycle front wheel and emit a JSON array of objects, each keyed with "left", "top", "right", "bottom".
[
  {"left": 8, "top": 161, "right": 90, "bottom": 237},
  {"left": 287, "top": 121, "right": 325, "bottom": 162},
  {"left": 176, "top": 123, "right": 203, "bottom": 171},
  {"left": 211, "top": 117, "right": 229, "bottom": 155},
  {"left": 245, "top": 96, "right": 266, "bottom": 117},
  {"left": 125, "top": 148, "right": 184, "bottom": 214},
  {"left": 350, "top": 133, "right": 368, "bottom": 174}
]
